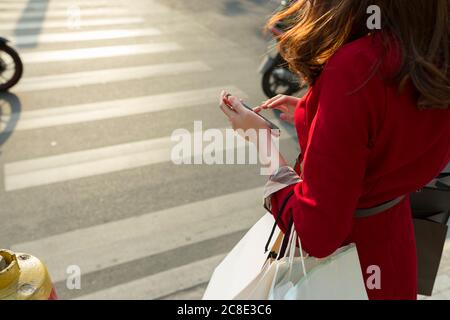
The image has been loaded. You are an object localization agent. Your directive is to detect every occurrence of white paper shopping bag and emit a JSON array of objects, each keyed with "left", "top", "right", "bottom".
[
  {"left": 268, "top": 226, "right": 368, "bottom": 300},
  {"left": 233, "top": 259, "right": 278, "bottom": 300},
  {"left": 268, "top": 226, "right": 320, "bottom": 300},
  {"left": 202, "top": 212, "right": 281, "bottom": 300},
  {"left": 284, "top": 244, "right": 368, "bottom": 300}
]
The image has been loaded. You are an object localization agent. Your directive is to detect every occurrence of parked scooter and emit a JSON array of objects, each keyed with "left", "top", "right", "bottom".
[
  {"left": 0, "top": 37, "right": 23, "bottom": 91},
  {"left": 259, "top": 0, "right": 306, "bottom": 98}
]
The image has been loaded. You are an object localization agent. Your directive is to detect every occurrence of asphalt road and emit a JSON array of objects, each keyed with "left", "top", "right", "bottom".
[{"left": 0, "top": 0, "right": 301, "bottom": 299}]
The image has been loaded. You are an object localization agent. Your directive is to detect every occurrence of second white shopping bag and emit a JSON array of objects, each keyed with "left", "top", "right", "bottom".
[{"left": 269, "top": 225, "right": 369, "bottom": 300}]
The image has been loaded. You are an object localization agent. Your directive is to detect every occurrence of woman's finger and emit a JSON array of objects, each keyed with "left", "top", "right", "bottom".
[
  {"left": 219, "top": 103, "right": 236, "bottom": 119},
  {"left": 256, "top": 100, "right": 289, "bottom": 113},
  {"left": 220, "top": 90, "right": 227, "bottom": 102},
  {"left": 259, "top": 96, "right": 292, "bottom": 111},
  {"left": 228, "top": 95, "right": 245, "bottom": 114},
  {"left": 266, "top": 95, "right": 293, "bottom": 108},
  {"left": 269, "top": 95, "right": 299, "bottom": 109},
  {"left": 260, "top": 102, "right": 289, "bottom": 113},
  {"left": 257, "top": 96, "right": 281, "bottom": 109},
  {"left": 260, "top": 94, "right": 284, "bottom": 107}
]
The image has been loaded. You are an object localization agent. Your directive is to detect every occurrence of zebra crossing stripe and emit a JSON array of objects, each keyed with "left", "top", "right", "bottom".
[
  {"left": 12, "top": 28, "right": 161, "bottom": 47},
  {"left": 0, "top": 17, "right": 145, "bottom": 32},
  {"left": 74, "top": 254, "right": 225, "bottom": 300},
  {"left": 0, "top": 8, "right": 130, "bottom": 20},
  {"left": 4, "top": 135, "right": 176, "bottom": 191},
  {"left": 0, "top": 1, "right": 123, "bottom": 10},
  {"left": 21, "top": 43, "right": 182, "bottom": 63},
  {"left": 5, "top": 118, "right": 287, "bottom": 191},
  {"left": 15, "top": 61, "right": 211, "bottom": 92},
  {"left": 11, "top": 187, "right": 265, "bottom": 283},
  {"left": 4, "top": 124, "right": 270, "bottom": 190},
  {"left": 12, "top": 86, "right": 245, "bottom": 131}
]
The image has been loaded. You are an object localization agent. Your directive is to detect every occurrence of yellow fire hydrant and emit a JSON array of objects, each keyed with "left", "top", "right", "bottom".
[{"left": 0, "top": 249, "right": 57, "bottom": 300}]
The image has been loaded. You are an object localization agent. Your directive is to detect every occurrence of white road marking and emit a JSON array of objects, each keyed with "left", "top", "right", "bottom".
[
  {"left": 21, "top": 42, "right": 182, "bottom": 63},
  {"left": 11, "top": 28, "right": 161, "bottom": 47},
  {"left": 12, "top": 86, "right": 244, "bottom": 131},
  {"left": 15, "top": 61, "right": 210, "bottom": 92},
  {"left": 4, "top": 116, "right": 287, "bottom": 190},
  {"left": 4, "top": 124, "right": 264, "bottom": 190},
  {"left": 0, "top": 1, "right": 123, "bottom": 10},
  {"left": 0, "top": 17, "right": 144, "bottom": 32},
  {"left": 11, "top": 187, "right": 265, "bottom": 283},
  {"left": 75, "top": 255, "right": 225, "bottom": 300},
  {"left": 0, "top": 8, "right": 129, "bottom": 20}
]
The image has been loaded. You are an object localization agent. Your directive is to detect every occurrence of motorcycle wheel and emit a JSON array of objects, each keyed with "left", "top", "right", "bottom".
[
  {"left": 0, "top": 44, "right": 23, "bottom": 91},
  {"left": 262, "top": 66, "right": 301, "bottom": 98}
]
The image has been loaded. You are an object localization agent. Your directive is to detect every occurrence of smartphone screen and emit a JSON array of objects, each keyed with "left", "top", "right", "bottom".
[{"left": 240, "top": 101, "right": 280, "bottom": 131}]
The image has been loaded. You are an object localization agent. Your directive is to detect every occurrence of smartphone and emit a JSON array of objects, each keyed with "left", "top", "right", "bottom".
[{"left": 222, "top": 93, "right": 280, "bottom": 131}]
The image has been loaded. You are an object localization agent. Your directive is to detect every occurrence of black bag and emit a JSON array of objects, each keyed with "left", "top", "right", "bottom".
[{"left": 410, "top": 172, "right": 450, "bottom": 296}]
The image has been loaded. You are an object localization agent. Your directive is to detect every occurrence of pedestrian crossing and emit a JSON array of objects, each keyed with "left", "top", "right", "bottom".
[
  {"left": 0, "top": 18, "right": 145, "bottom": 32},
  {"left": 1, "top": 0, "right": 294, "bottom": 300}
]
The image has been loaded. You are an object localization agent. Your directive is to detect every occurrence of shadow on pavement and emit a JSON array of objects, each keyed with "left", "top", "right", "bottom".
[
  {"left": 0, "top": 92, "right": 21, "bottom": 147},
  {"left": 223, "top": 0, "right": 248, "bottom": 16},
  {"left": 223, "top": 0, "right": 279, "bottom": 16},
  {"left": 14, "top": 0, "right": 49, "bottom": 49}
]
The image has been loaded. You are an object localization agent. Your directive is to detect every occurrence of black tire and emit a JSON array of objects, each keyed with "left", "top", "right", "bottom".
[
  {"left": 0, "top": 44, "right": 23, "bottom": 91},
  {"left": 262, "top": 66, "right": 300, "bottom": 98}
]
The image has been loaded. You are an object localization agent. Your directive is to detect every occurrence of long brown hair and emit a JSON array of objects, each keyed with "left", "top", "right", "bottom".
[{"left": 267, "top": 0, "right": 450, "bottom": 109}]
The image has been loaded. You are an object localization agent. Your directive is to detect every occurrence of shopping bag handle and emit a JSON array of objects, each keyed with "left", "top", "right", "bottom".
[
  {"left": 288, "top": 221, "right": 308, "bottom": 279},
  {"left": 278, "top": 218, "right": 294, "bottom": 258},
  {"left": 266, "top": 231, "right": 284, "bottom": 261},
  {"left": 265, "top": 190, "right": 295, "bottom": 254}
]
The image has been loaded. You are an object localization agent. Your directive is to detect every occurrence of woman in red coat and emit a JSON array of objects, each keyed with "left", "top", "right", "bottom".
[{"left": 219, "top": 0, "right": 449, "bottom": 299}]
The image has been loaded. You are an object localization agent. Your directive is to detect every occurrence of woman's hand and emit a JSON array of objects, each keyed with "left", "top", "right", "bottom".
[
  {"left": 219, "top": 91, "right": 277, "bottom": 143},
  {"left": 218, "top": 91, "right": 288, "bottom": 174},
  {"left": 253, "top": 94, "right": 300, "bottom": 125}
]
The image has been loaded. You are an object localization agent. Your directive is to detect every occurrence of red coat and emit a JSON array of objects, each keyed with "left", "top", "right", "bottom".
[{"left": 269, "top": 33, "right": 450, "bottom": 300}]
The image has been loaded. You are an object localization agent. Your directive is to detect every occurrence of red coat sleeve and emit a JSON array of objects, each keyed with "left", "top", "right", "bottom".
[{"left": 269, "top": 47, "right": 384, "bottom": 258}]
